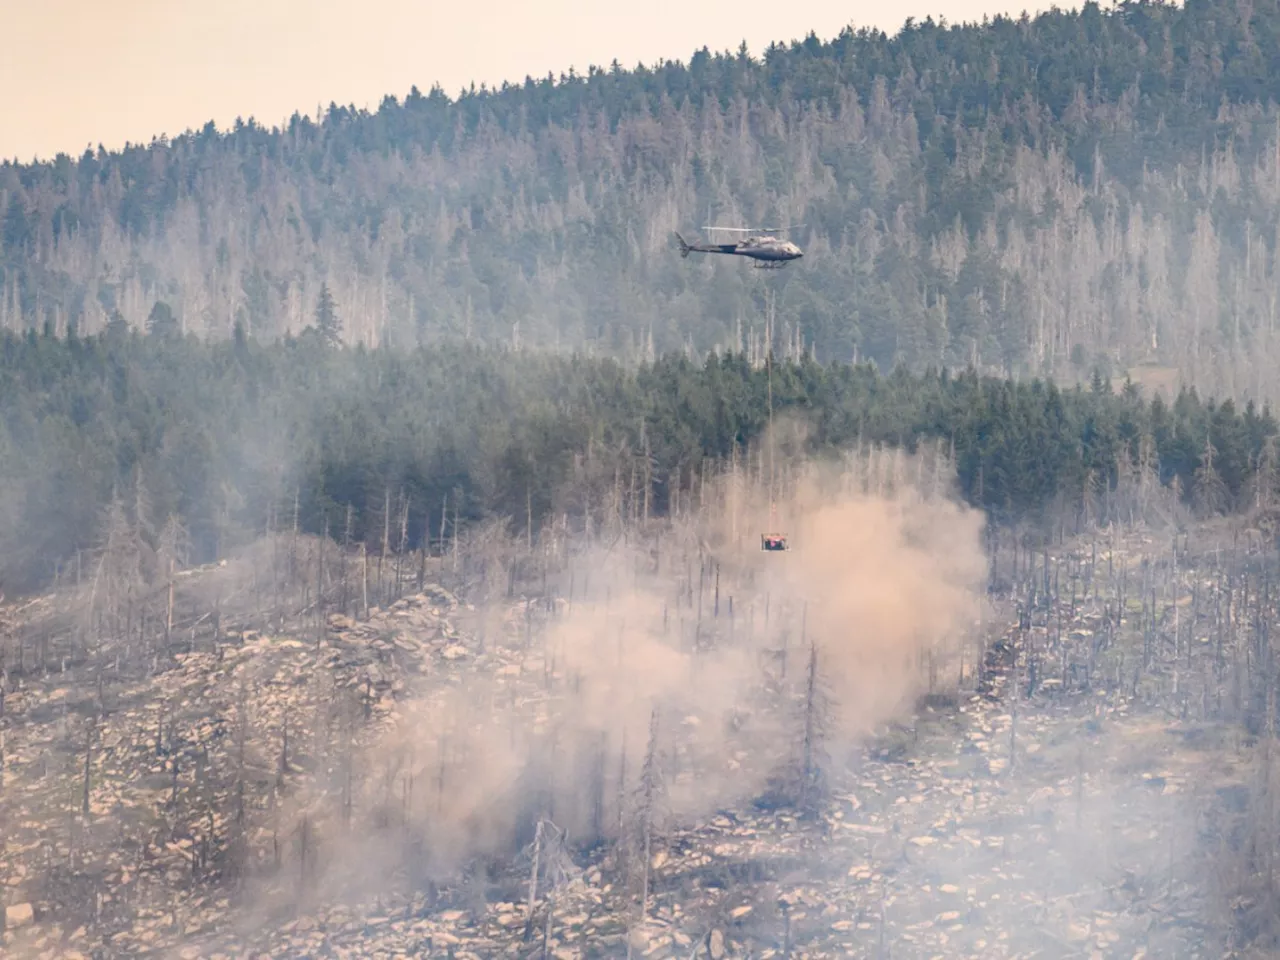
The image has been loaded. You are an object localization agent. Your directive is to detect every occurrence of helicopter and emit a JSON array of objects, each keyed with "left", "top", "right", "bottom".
[{"left": 675, "top": 226, "right": 804, "bottom": 268}]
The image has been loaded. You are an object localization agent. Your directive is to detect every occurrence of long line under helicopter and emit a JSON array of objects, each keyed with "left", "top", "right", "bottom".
[
  {"left": 760, "top": 411, "right": 787, "bottom": 546},
  {"left": 747, "top": 285, "right": 788, "bottom": 552},
  {"left": 676, "top": 223, "right": 796, "bottom": 551},
  {"left": 760, "top": 287, "right": 789, "bottom": 553}
]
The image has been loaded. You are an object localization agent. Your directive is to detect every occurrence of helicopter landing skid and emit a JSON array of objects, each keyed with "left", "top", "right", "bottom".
[{"left": 752, "top": 261, "right": 789, "bottom": 270}]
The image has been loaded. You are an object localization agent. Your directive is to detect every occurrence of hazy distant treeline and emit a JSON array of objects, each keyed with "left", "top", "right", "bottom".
[
  {"left": 0, "top": 326, "right": 1273, "bottom": 593},
  {"left": 6, "top": 2, "right": 1280, "bottom": 398}
]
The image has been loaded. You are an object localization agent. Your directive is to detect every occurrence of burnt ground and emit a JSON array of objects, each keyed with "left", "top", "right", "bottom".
[{"left": 0, "top": 526, "right": 1263, "bottom": 959}]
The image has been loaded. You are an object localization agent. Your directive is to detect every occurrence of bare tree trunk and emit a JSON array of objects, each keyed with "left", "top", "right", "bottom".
[
  {"left": 81, "top": 715, "right": 95, "bottom": 817},
  {"left": 278, "top": 704, "right": 290, "bottom": 787},
  {"left": 452, "top": 497, "right": 460, "bottom": 573},
  {"left": 397, "top": 495, "right": 410, "bottom": 601},
  {"left": 291, "top": 488, "right": 300, "bottom": 586},
  {"left": 317, "top": 514, "right": 328, "bottom": 640},
  {"left": 341, "top": 505, "right": 354, "bottom": 615},
  {"left": 166, "top": 557, "right": 175, "bottom": 648},
  {"left": 524, "top": 819, "right": 543, "bottom": 940},
  {"left": 380, "top": 485, "right": 391, "bottom": 606}
]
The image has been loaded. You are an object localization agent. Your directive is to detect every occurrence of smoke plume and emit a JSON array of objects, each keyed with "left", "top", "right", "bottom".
[{"left": 238, "top": 435, "right": 991, "bottom": 916}]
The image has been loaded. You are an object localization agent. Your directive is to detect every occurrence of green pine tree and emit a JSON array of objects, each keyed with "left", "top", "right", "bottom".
[
  {"left": 147, "top": 301, "right": 180, "bottom": 337},
  {"left": 315, "top": 284, "right": 341, "bottom": 348}
]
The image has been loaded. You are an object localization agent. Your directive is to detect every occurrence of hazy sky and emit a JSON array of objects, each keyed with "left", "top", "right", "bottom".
[{"left": 1, "top": 0, "right": 1060, "bottom": 162}]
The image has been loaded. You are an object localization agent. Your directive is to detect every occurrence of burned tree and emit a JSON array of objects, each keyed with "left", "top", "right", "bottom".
[{"left": 760, "top": 639, "right": 836, "bottom": 817}]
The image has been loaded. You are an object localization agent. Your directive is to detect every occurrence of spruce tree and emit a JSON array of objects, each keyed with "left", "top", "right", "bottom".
[
  {"left": 147, "top": 301, "right": 180, "bottom": 337},
  {"left": 315, "top": 284, "right": 341, "bottom": 348}
]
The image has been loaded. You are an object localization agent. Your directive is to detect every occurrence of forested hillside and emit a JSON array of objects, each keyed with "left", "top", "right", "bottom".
[
  {"left": 5, "top": 1, "right": 1280, "bottom": 399},
  {"left": 2, "top": 325, "right": 1276, "bottom": 594}
]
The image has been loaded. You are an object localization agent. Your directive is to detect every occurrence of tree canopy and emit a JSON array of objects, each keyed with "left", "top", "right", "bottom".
[
  {"left": 0, "top": 326, "right": 1272, "bottom": 594},
  {"left": 5, "top": 1, "right": 1280, "bottom": 400}
]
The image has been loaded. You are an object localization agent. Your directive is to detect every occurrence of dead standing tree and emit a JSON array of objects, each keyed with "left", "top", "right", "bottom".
[
  {"left": 521, "top": 818, "right": 580, "bottom": 944},
  {"left": 621, "top": 707, "right": 667, "bottom": 957},
  {"left": 797, "top": 640, "right": 835, "bottom": 816}
]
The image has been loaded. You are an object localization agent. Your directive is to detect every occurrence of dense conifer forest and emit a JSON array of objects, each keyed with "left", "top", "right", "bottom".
[
  {"left": 8, "top": 0, "right": 1280, "bottom": 401},
  {"left": 2, "top": 323, "right": 1275, "bottom": 595}
]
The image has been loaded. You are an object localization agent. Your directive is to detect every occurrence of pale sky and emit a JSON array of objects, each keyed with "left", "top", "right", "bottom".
[{"left": 0, "top": 1, "right": 1061, "bottom": 162}]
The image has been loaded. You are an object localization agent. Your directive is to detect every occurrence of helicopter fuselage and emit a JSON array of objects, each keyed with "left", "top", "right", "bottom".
[{"left": 676, "top": 232, "right": 803, "bottom": 264}]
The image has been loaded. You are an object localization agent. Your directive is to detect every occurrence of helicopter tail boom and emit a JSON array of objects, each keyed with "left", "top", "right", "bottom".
[{"left": 674, "top": 232, "right": 742, "bottom": 256}]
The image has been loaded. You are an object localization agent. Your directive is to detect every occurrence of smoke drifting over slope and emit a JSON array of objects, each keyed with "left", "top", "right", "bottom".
[{"left": 242, "top": 440, "right": 991, "bottom": 914}]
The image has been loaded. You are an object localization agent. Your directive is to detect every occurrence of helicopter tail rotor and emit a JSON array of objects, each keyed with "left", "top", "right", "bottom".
[{"left": 675, "top": 233, "right": 691, "bottom": 258}]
